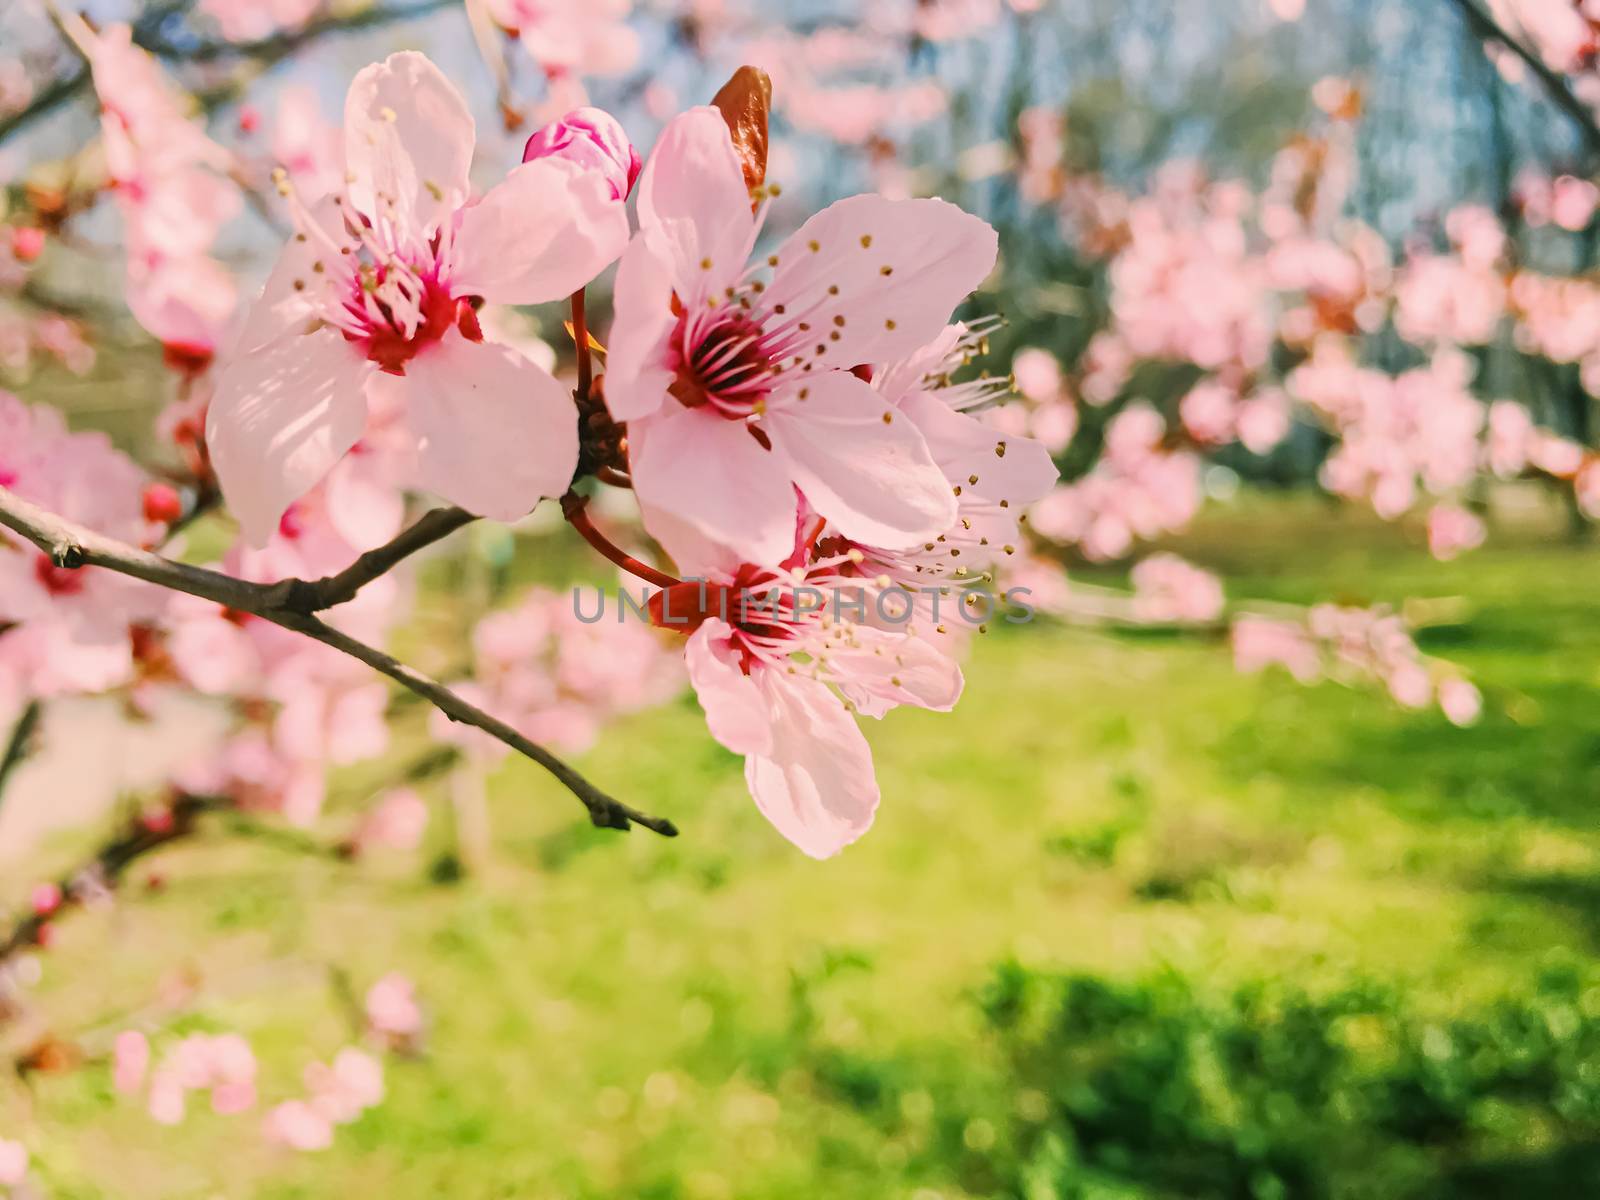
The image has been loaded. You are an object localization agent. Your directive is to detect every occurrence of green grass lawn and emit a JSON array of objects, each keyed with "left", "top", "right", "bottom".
[{"left": 6, "top": 492, "right": 1600, "bottom": 1198}]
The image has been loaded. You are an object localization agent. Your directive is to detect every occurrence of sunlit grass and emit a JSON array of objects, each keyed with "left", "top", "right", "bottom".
[{"left": 7, "top": 492, "right": 1600, "bottom": 1198}]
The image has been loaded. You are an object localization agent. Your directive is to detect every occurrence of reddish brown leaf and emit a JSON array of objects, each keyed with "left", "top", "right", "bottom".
[{"left": 711, "top": 66, "right": 772, "bottom": 198}]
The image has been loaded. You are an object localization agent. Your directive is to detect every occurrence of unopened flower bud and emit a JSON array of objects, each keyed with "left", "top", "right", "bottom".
[
  {"left": 522, "top": 107, "right": 641, "bottom": 201},
  {"left": 30, "top": 883, "right": 61, "bottom": 917},
  {"left": 143, "top": 482, "right": 183, "bottom": 525},
  {"left": 10, "top": 227, "right": 44, "bottom": 263}
]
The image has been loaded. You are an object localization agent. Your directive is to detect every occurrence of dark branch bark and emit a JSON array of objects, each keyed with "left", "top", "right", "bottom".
[
  {"left": 0, "top": 484, "right": 677, "bottom": 838},
  {"left": 0, "top": 701, "right": 43, "bottom": 812}
]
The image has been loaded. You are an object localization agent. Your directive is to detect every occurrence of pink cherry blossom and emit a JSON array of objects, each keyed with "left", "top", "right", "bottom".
[
  {"left": 366, "top": 973, "right": 424, "bottom": 1042},
  {"left": 206, "top": 52, "right": 630, "bottom": 544},
  {"left": 114, "top": 1030, "right": 151, "bottom": 1095},
  {"left": 85, "top": 23, "right": 242, "bottom": 364},
  {"left": 647, "top": 523, "right": 963, "bottom": 859},
  {"left": 1426, "top": 504, "right": 1487, "bottom": 561},
  {"left": 1029, "top": 406, "right": 1201, "bottom": 561},
  {"left": 1131, "top": 554, "right": 1225, "bottom": 623},
  {"left": 303, "top": 1047, "right": 384, "bottom": 1125},
  {"left": 1439, "top": 677, "right": 1484, "bottom": 727},
  {"left": 263, "top": 1099, "right": 333, "bottom": 1151},
  {"left": 1233, "top": 615, "right": 1321, "bottom": 683},
  {"left": 135, "top": 1033, "right": 259, "bottom": 1125},
  {"left": 606, "top": 106, "right": 997, "bottom": 564},
  {"left": 351, "top": 789, "right": 429, "bottom": 854},
  {"left": 848, "top": 323, "right": 1059, "bottom": 594}
]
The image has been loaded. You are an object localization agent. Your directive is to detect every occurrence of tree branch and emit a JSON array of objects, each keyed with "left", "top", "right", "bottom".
[
  {"left": 0, "top": 485, "right": 677, "bottom": 838},
  {"left": 0, "top": 0, "right": 456, "bottom": 148},
  {"left": 0, "top": 701, "right": 43, "bottom": 812},
  {"left": 278, "top": 505, "right": 477, "bottom": 613},
  {"left": 1444, "top": 0, "right": 1600, "bottom": 162}
]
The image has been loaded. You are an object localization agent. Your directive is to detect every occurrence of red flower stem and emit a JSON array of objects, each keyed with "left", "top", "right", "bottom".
[
  {"left": 571, "top": 289, "right": 592, "bottom": 402},
  {"left": 561, "top": 493, "right": 680, "bottom": 589}
]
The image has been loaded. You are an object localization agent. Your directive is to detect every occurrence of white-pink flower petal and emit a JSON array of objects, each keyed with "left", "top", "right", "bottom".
[
  {"left": 766, "top": 195, "right": 997, "bottom": 365},
  {"left": 685, "top": 621, "right": 774, "bottom": 756},
  {"left": 602, "top": 235, "right": 678, "bottom": 421},
  {"left": 385, "top": 335, "right": 578, "bottom": 521},
  {"left": 206, "top": 325, "right": 374, "bottom": 546},
  {"left": 897, "top": 390, "right": 1059, "bottom": 506},
  {"left": 343, "top": 52, "right": 474, "bottom": 247},
  {"left": 634, "top": 107, "right": 755, "bottom": 299},
  {"left": 745, "top": 672, "right": 880, "bottom": 859},
  {"left": 449, "top": 158, "right": 628, "bottom": 306},
  {"left": 629, "top": 404, "right": 798, "bottom": 566},
  {"left": 765, "top": 372, "right": 956, "bottom": 550}
]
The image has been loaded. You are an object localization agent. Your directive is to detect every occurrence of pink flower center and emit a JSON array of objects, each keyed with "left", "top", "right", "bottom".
[
  {"left": 34, "top": 554, "right": 85, "bottom": 597},
  {"left": 668, "top": 309, "right": 776, "bottom": 417},
  {"left": 344, "top": 267, "right": 483, "bottom": 376},
  {"left": 648, "top": 564, "right": 802, "bottom": 671}
]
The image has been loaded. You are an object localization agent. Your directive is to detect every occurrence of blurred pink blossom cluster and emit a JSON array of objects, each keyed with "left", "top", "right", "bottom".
[
  {"left": 262, "top": 1047, "right": 384, "bottom": 1153},
  {"left": 1291, "top": 346, "right": 1486, "bottom": 519},
  {"left": 109, "top": 973, "right": 417, "bottom": 1151},
  {"left": 996, "top": 347, "right": 1078, "bottom": 451},
  {"left": 365, "top": 972, "right": 425, "bottom": 1052},
  {"left": 159, "top": 476, "right": 407, "bottom": 825},
  {"left": 1392, "top": 206, "right": 1507, "bottom": 348},
  {"left": 0, "top": 224, "right": 95, "bottom": 379},
  {"left": 1233, "top": 604, "right": 1482, "bottom": 725},
  {"left": 1514, "top": 168, "right": 1600, "bottom": 229},
  {"left": 1105, "top": 164, "right": 1276, "bottom": 373},
  {"left": 1484, "top": 0, "right": 1600, "bottom": 104},
  {"left": 1029, "top": 406, "right": 1201, "bottom": 561},
  {"left": 1130, "top": 554, "right": 1225, "bottom": 624},
  {"left": 115, "top": 1030, "right": 258, "bottom": 1124},
  {"left": 348, "top": 788, "right": 430, "bottom": 857},
  {"left": 85, "top": 24, "right": 241, "bottom": 369},
  {"left": 740, "top": 26, "right": 948, "bottom": 164}
]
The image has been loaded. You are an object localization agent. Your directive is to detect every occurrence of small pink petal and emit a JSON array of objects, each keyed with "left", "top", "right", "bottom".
[
  {"left": 764, "top": 371, "right": 955, "bottom": 551},
  {"left": 387, "top": 334, "right": 578, "bottom": 522},
  {"left": 745, "top": 673, "right": 879, "bottom": 859},
  {"left": 206, "top": 325, "right": 373, "bottom": 546},
  {"left": 449, "top": 158, "right": 628, "bottom": 306},
  {"left": 630, "top": 403, "right": 797, "bottom": 566},
  {"left": 684, "top": 621, "right": 774, "bottom": 755}
]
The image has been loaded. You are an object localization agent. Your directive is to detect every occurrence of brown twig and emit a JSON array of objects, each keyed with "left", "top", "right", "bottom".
[
  {"left": 0, "top": 485, "right": 677, "bottom": 838},
  {"left": 0, "top": 794, "right": 222, "bottom": 962},
  {"left": 572, "top": 290, "right": 594, "bottom": 403},
  {"left": 277, "top": 505, "right": 477, "bottom": 614},
  {"left": 561, "top": 492, "right": 681, "bottom": 590},
  {"left": 0, "top": 701, "right": 43, "bottom": 812}
]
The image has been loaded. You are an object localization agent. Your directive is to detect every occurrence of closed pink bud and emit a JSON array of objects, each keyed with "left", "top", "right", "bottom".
[
  {"left": 522, "top": 107, "right": 640, "bottom": 201},
  {"left": 30, "top": 883, "right": 62, "bottom": 917}
]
